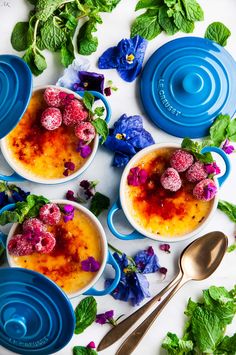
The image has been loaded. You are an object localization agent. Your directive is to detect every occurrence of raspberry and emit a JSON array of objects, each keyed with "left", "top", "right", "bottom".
[
  {"left": 35, "top": 232, "right": 56, "bottom": 254},
  {"left": 41, "top": 107, "right": 62, "bottom": 130},
  {"left": 186, "top": 161, "right": 208, "bottom": 182},
  {"left": 193, "top": 179, "right": 217, "bottom": 201},
  {"left": 44, "top": 87, "right": 62, "bottom": 107},
  {"left": 23, "top": 218, "right": 46, "bottom": 235},
  {"left": 74, "top": 122, "right": 96, "bottom": 143},
  {"left": 63, "top": 99, "right": 88, "bottom": 126},
  {"left": 160, "top": 168, "right": 182, "bottom": 192},
  {"left": 8, "top": 234, "right": 34, "bottom": 256},
  {"left": 170, "top": 149, "right": 194, "bottom": 172},
  {"left": 39, "top": 203, "right": 61, "bottom": 225}
]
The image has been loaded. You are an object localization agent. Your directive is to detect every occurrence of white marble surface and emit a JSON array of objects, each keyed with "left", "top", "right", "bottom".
[{"left": 0, "top": 0, "right": 236, "bottom": 354}]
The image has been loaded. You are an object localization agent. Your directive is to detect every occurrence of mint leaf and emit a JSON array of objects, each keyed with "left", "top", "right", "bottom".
[
  {"left": 209, "top": 286, "right": 234, "bottom": 304},
  {"left": 184, "top": 298, "right": 198, "bottom": 317},
  {"left": 94, "top": 106, "right": 105, "bottom": 117},
  {"left": 90, "top": 192, "right": 110, "bottom": 217},
  {"left": 40, "top": 17, "right": 67, "bottom": 51},
  {"left": 209, "top": 114, "right": 230, "bottom": 146},
  {"left": 205, "top": 22, "right": 231, "bottom": 47},
  {"left": 181, "top": 138, "right": 213, "bottom": 163},
  {"left": 73, "top": 346, "right": 98, "bottom": 355},
  {"left": 77, "top": 19, "right": 98, "bottom": 55},
  {"left": 60, "top": 38, "right": 75, "bottom": 67},
  {"left": 215, "top": 334, "right": 236, "bottom": 355},
  {"left": 173, "top": 11, "right": 194, "bottom": 33},
  {"left": 0, "top": 182, "right": 7, "bottom": 192},
  {"left": 11, "top": 22, "right": 30, "bottom": 51},
  {"left": 228, "top": 244, "right": 236, "bottom": 253},
  {"left": 158, "top": 6, "right": 178, "bottom": 35},
  {"left": 191, "top": 306, "right": 224, "bottom": 353},
  {"left": 135, "top": 0, "right": 162, "bottom": 11},
  {"left": 131, "top": 10, "right": 161, "bottom": 40},
  {"left": 74, "top": 296, "right": 97, "bottom": 334},
  {"left": 181, "top": 0, "right": 204, "bottom": 22},
  {"left": 84, "top": 0, "right": 121, "bottom": 12},
  {"left": 162, "top": 332, "right": 193, "bottom": 354},
  {"left": 92, "top": 118, "right": 108, "bottom": 144},
  {"left": 227, "top": 118, "right": 236, "bottom": 142},
  {"left": 36, "top": 0, "right": 68, "bottom": 22},
  {"left": 23, "top": 46, "right": 47, "bottom": 76},
  {"left": 218, "top": 200, "right": 236, "bottom": 223},
  {"left": 82, "top": 92, "right": 94, "bottom": 113}
]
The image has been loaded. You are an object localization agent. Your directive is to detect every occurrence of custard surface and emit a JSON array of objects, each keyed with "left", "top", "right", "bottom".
[
  {"left": 13, "top": 209, "right": 102, "bottom": 294},
  {"left": 125, "top": 148, "right": 213, "bottom": 238},
  {"left": 6, "top": 90, "right": 93, "bottom": 179}
]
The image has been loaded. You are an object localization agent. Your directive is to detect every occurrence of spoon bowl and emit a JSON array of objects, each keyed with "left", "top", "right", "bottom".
[{"left": 180, "top": 231, "right": 228, "bottom": 281}]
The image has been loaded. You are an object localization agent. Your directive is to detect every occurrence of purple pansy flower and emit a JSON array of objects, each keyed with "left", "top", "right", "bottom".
[
  {"left": 127, "top": 167, "right": 148, "bottom": 186},
  {"left": 96, "top": 310, "right": 114, "bottom": 325},
  {"left": 204, "top": 184, "right": 217, "bottom": 200},
  {"left": 0, "top": 185, "right": 29, "bottom": 209},
  {"left": 134, "top": 246, "right": 160, "bottom": 274},
  {"left": 77, "top": 140, "right": 92, "bottom": 159},
  {"left": 104, "top": 114, "right": 155, "bottom": 167},
  {"left": 204, "top": 162, "right": 221, "bottom": 175},
  {"left": 73, "top": 71, "right": 104, "bottom": 94},
  {"left": 222, "top": 139, "right": 235, "bottom": 154},
  {"left": 98, "top": 35, "right": 148, "bottom": 82},
  {"left": 63, "top": 204, "right": 75, "bottom": 223},
  {"left": 160, "top": 244, "right": 171, "bottom": 253},
  {"left": 56, "top": 57, "right": 90, "bottom": 90},
  {"left": 81, "top": 257, "right": 100, "bottom": 272}
]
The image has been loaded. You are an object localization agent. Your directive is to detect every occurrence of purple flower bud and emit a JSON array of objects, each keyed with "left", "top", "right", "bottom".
[
  {"left": 87, "top": 341, "right": 96, "bottom": 349},
  {"left": 63, "top": 169, "right": 69, "bottom": 177},
  {"left": 81, "top": 257, "right": 100, "bottom": 272},
  {"left": 159, "top": 267, "right": 168, "bottom": 275},
  {"left": 104, "top": 87, "right": 112, "bottom": 96},
  {"left": 66, "top": 190, "right": 76, "bottom": 201},
  {"left": 222, "top": 140, "right": 235, "bottom": 154},
  {"left": 160, "top": 244, "right": 171, "bottom": 253},
  {"left": 64, "top": 204, "right": 75, "bottom": 214},
  {"left": 147, "top": 246, "right": 154, "bottom": 256},
  {"left": 64, "top": 161, "right": 75, "bottom": 171},
  {"left": 105, "top": 310, "right": 114, "bottom": 319}
]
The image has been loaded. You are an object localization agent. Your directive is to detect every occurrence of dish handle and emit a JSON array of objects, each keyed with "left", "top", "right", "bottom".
[
  {"left": 200, "top": 146, "right": 231, "bottom": 187},
  {"left": 83, "top": 251, "right": 121, "bottom": 296},
  {"left": 0, "top": 203, "right": 16, "bottom": 248},
  {"left": 0, "top": 171, "right": 25, "bottom": 182},
  {"left": 76, "top": 90, "right": 111, "bottom": 123},
  {"left": 107, "top": 199, "right": 146, "bottom": 240}
]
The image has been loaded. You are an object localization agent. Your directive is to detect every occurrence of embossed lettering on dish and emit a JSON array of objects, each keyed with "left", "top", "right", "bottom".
[
  {"left": 158, "top": 79, "right": 181, "bottom": 116},
  {"left": 9, "top": 337, "right": 48, "bottom": 348}
]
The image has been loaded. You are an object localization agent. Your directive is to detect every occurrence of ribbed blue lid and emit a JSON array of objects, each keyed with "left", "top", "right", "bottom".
[
  {"left": 140, "top": 37, "right": 236, "bottom": 138},
  {"left": 0, "top": 55, "right": 32, "bottom": 139},
  {"left": 0, "top": 268, "right": 75, "bottom": 354}
]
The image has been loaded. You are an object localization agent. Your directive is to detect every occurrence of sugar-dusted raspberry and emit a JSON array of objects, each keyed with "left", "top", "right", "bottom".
[
  {"left": 193, "top": 178, "right": 217, "bottom": 201},
  {"left": 23, "top": 218, "right": 46, "bottom": 235},
  {"left": 170, "top": 149, "right": 194, "bottom": 172},
  {"left": 39, "top": 203, "right": 61, "bottom": 225},
  {"left": 186, "top": 161, "right": 208, "bottom": 182},
  {"left": 74, "top": 122, "right": 96, "bottom": 143},
  {"left": 63, "top": 99, "right": 88, "bottom": 126},
  {"left": 35, "top": 232, "right": 56, "bottom": 254},
  {"left": 160, "top": 167, "right": 182, "bottom": 192},
  {"left": 41, "top": 107, "right": 62, "bottom": 130},
  {"left": 7, "top": 234, "right": 34, "bottom": 256},
  {"left": 44, "top": 87, "right": 62, "bottom": 107}
]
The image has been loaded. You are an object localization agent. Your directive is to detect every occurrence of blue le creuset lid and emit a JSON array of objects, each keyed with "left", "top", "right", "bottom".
[
  {"left": 0, "top": 268, "right": 75, "bottom": 354},
  {"left": 0, "top": 55, "right": 32, "bottom": 139},
  {"left": 140, "top": 37, "right": 236, "bottom": 138}
]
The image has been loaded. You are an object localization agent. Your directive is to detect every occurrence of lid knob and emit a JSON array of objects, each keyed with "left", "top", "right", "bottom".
[
  {"left": 182, "top": 72, "right": 203, "bottom": 94},
  {"left": 4, "top": 315, "right": 27, "bottom": 339}
]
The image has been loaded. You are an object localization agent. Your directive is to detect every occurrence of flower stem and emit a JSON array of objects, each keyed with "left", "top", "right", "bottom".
[{"left": 108, "top": 243, "right": 135, "bottom": 264}]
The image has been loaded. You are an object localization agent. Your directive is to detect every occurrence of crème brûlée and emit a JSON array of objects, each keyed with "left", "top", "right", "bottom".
[
  {"left": 12, "top": 208, "right": 103, "bottom": 294},
  {"left": 125, "top": 148, "right": 214, "bottom": 238},
  {"left": 6, "top": 90, "right": 94, "bottom": 179}
]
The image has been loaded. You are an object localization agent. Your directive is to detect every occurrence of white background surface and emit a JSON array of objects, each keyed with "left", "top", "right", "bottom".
[{"left": 0, "top": 0, "right": 236, "bottom": 354}]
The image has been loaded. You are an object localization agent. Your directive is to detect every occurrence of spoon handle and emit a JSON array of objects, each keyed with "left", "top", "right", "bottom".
[
  {"left": 97, "top": 271, "right": 182, "bottom": 351},
  {"left": 116, "top": 276, "right": 187, "bottom": 355}
]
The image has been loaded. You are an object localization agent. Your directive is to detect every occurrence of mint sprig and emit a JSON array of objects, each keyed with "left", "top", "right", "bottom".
[
  {"left": 205, "top": 22, "right": 231, "bottom": 47},
  {"left": 74, "top": 296, "right": 97, "bottom": 334},
  {"left": 181, "top": 137, "right": 213, "bottom": 163}
]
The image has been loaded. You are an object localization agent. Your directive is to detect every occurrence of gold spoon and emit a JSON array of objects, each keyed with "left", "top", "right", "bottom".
[{"left": 98, "top": 231, "right": 228, "bottom": 353}]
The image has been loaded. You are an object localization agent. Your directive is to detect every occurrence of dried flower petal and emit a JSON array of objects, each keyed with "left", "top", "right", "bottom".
[
  {"left": 86, "top": 341, "right": 96, "bottom": 349},
  {"left": 66, "top": 190, "right": 77, "bottom": 201},
  {"left": 64, "top": 161, "right": 75, "bottom": 171},
  {"left": 127, "top": 167, "right": 148, "bottom": 186},
  {"left": 160, "top": 244, "right": 171, "bottom": 253},
  {"left": 204, "top": 162, "right": 221, "bottom": 175},
  {"left": 159, "top": 267, "right": 168, "bottom": 275},
  {"left": 222, "top": 139, "right": 235, "bottom": 154}
]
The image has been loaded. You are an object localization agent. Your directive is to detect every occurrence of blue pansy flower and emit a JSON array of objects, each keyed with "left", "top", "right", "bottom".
[
  {"left": 134, "top": 246, "right": 160, "bottom": 274},
  {"left": 106, "top": 252, "right": 150, "bottom": 306},
  {"left": 104, "top": 114, "right": 155, "bottom": 167},
  {"left": 0, "top": 184, "right": 29, "bottom": 210},
  {"left": 98, "top": 35, "right": 148, "bottom": 82},
  {"left": 0, "top": 192, "right": 8, "bottom": 209}
]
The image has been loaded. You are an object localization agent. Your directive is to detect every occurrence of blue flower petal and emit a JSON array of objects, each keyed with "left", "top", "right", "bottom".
[
  {"left": 56, "top": 57, "right": 90, "bottom": 90},
  {"left": 129, "top": 129, "right": 155, "bottom": 150},
  {"left": 117, "top": 63, "right": 142, "bottom": 82},
  {"left": 113, "top": 152, "right": 130, "bottom": 167},
  {"left": 104, "top": 136, "right": 136, "bottom": 155},
  {"left": 0, "top": 192, "right": 8, "bottom": 208},
  {"left": 98, "top": 46, "right": 118, "bottom": 69},
  {"left": 113, "top": 114, "right": 143, "bottom": 137},
  {"left": 134, "top": 250, "right": 160, "bottom": 274}
]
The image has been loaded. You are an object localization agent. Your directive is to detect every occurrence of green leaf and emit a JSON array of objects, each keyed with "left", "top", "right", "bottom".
[
  {"left": 82, "top": 91, "right": 94, "bottom": 113},
  {"left": 181, "top": 138, "right": 213, "bottom": 163},
  {"left": 11, "top": 22, "right": 30, "bottom": 51},
  {"left": 40, "top": 17, "right": 67, "bottom": 51},
  {"left": 181, "top": 0, "right": 204, "bottom": 22},
  {"left": 84, "top": 0, "right": 121, "bottom": 12},
  {"left": 73, "top": 346, "right": 98, "bottom": 355},
  {"left": 191, "top": 306, "right": 224, "bottom": 353},
  {"left": 228, "top": 244, "right": 236, "bottom": 253},
  {"left": 0, "top": 182, "right": 7, "bottom": 192},
  {"left": 94, "top": 106, "right": 105, "bottom": 117},
  {"left": 209, "top": 286, "right": 234, "bottom": 305},
  {"left": 209, "top": 114, "right": 230, "bottom": 146},
  {"left": 218, "top": 200, "right": 236, "bottom": 223},
  {"left": 164, "top": 0, "right": 177, "bottom": 6},
  {"left": 131, "top": 10, "right": 161, "bottom": 40},
  {"left": 74, "top": 296, "right": 97, "bottom": 334},
  {"left": 173, "top": 11, "right": 194, "bottom": 33},
  {"left": 184, "top": 298, "right": 198, "bottom": 317},
  {"left": 77, "top": 19, "right": 98, "bottom": 55},
  {"left": 135, "top": 0, "right": 162, "bottom": 11},
  {"left": 227, "top": 119, "right": 236, "bottom": 142},
  {"left": 22, "top": 46, "right": 47, "bottom": 76},
  {"left": 162, "top": 332, "right": 193, "bottom": 354},
  {"left": 90, "top": 192, "right": 110, "bottom": 217},
  {"left": 205, "top": 22, "right": 231, "bottom": 47},
  {"left": 92, "top": 118, "right": 108, "bottom": 144},
  {"left": 27, "top": 0, "right": 37, "bottom": 4},
  {"left": 36, "top": 0, "right": 69, "bottom": 22},
  {"left": 60, "top": 40, "right": 75, "bottom": 67},
  {"left": 215, "top": 334, "right": 236, "bottom": 355},
  {"left": 158, "top": 6, "right": 178, "bottom": 35}
]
